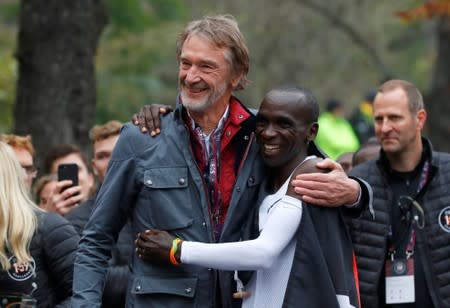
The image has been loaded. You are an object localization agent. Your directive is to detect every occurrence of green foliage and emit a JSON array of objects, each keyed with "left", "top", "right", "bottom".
[
  {"left": 95, "top": 0, "right": 188, "bottom": 123},
  {"left": 0, "top": 1, "right": 17, "bottom": 133},
  {"left": 95, "top": 19, "right": 185, "bottom": 123},
  {"left": 105, "top": 0, "right": 186, "bottom": 32},
  {"left": 152, "top": 0, "right": 186, "bottom": 20},
  {"left": 0, "top": 0, "right": 442, "bottom": 131},
  {"left": 0, "top": 1, "right": 19, "bottom": 25},
  {"left": 0, "top": 53, "right": 16, "bottom": 134}
]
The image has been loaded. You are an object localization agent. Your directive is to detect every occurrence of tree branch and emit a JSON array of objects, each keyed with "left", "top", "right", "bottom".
[{"left": 299, "top": 0, "right": 392, "bottom": 80}]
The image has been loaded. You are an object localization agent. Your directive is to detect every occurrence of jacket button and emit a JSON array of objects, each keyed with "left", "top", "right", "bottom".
[
  {"left": 226, "top": 131, "right": 231, "bottom": 137},
  {"left": 238, "top": 114, "right": 244, "bottom": 119},
  {"left": 135, "top": 284, "right": 141, "bottom": 292},
  {"left": 179, "top": 178, "right": 185, "bottom": 185},
  {"left": 202, "top": 222, "right": 207, "bottom": 228},
  {"left": 185, "top": 287, "right": 192, "bottom": 294},
  {"left": 146, "top": 179, "right": 153, "bottom": 186},
  {"left": 236, "top": 187, "right": 241, "bottom": 192},
  {"left": 248, "top": 176, "right": 254, "bottom": 184}
]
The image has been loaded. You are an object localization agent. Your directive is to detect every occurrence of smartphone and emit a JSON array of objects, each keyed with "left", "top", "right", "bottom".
[{"left": 57, "top": 163, "right": 79, "bottom": 192}]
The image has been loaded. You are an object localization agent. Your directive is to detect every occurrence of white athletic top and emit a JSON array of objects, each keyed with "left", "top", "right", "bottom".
[{"left": 181, "top": 157, "right": 312, "bottom": 308}]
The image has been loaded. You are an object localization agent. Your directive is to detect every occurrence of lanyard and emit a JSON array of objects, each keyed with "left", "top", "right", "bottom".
[
  {"left": 387, "top": 156, "right": 430, "bottom": 260},
  {"left": 405, "top": 228, "right": 416, "bottom": 259},
  {"left": 389, "top": 225, "right": 416, "bottom": 260}
]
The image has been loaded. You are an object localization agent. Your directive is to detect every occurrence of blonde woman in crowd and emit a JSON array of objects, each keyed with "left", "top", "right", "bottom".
[{"left": 0, "top": 141, "right": 79, "bottom": 307}]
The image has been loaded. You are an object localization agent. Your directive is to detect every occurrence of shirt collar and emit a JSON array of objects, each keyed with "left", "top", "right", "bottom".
[{"left": 186, "top": 104, "right": 230, "bottom": 138}]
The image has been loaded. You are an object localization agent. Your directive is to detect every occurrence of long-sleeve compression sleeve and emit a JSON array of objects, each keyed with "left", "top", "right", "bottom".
[{"left": 181, "top": 195, "right": 302, "bottom": 270}]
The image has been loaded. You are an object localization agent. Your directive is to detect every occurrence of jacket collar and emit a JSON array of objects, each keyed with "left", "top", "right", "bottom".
[
  {"left": 377, "top": 137, "right": 437, "bottom": 195},
  {"left": 307, "top": 141, "right": 328, "bottom": 158},
  {"left": 377, "top": 137, "right": 434, "bottom": 171}
]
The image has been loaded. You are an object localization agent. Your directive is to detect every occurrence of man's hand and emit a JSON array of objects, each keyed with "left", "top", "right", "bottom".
[
  {"left": 135, "top": 229, "right": 176, "bottom": 264},
  {"left": 291, "top": 158, "right": 360, "bottom": 207},
  {"left": 45, "top": 180, "right": 84, "bottom": 215},
  {"left": 131, "top": 104, "right": 173, "bottom": 137}
]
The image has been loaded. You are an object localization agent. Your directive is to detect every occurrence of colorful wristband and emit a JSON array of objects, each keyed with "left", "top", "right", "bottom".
[{"left": 170, "top": 238, "right": 182, "bottom": 266}]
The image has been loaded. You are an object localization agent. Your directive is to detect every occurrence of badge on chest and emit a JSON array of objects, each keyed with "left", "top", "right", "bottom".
[{"left": 385, "top": 257, "right": 415, "bottom": 304}]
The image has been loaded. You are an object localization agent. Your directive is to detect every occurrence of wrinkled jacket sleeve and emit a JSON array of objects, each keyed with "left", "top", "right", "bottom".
[
  {"left": 345, "top": 175, "right": 374, "bottom": 219},
  {"left": 72, "top": 124, "right": 142, "bottom": 307},
  {"left": 41, "top": 212, "right": 80, "bottom": 308}
]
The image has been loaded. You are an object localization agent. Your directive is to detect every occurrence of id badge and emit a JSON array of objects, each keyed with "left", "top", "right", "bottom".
[{"left": 385, "top": 258, "right": 415, "bottom": 304}]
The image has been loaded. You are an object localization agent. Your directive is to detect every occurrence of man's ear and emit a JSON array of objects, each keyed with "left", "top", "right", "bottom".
[
  {"left": 416, "top": 109, "right": 427, "bottom": 131},
  {"left": 307, "top": 122, "right": 319, "bottom": 142},
  {"left": 230, "top": 72, "right": 243, "bottom": 89}
]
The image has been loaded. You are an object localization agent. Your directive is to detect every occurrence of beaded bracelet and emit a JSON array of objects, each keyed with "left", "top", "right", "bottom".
[{"left": 170, "top": 238, "right": 182, "bottom": 266}]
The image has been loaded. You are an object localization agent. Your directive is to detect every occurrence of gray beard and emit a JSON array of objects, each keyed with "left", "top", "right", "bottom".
[{"left": 180, "top": 82, "right": 227, "bottom": 112}]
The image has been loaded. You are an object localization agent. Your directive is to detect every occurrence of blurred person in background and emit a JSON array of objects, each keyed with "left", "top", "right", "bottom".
[
  {"left": 34, "top": 174, "right": 57, "bottom": 210},
  {"left": 315, "top": 99, "right": 360, "bottom": 160},
  {"left": 0, "top": 141, "right": 79, "bottom": 307},
  {"left": 0, "top": 134, "right": 38, "bottom": 191},
  {"left": 43, "top": 143, "right": 94, "bottom": 216},
  {"left": 349, "top": 90, "right": 376, "bottom": 144},
  {"left": 337, "top": 151, "right": 354, "bottom": 174},
  {"left": 90, "top": 120, "right": 122, "bottom": 184},
  {"left": 351, "top": 137, "right": 380, "bottom": 167},
  {"left": 65, "top": 120, "right": 122, "bottom": 233}
]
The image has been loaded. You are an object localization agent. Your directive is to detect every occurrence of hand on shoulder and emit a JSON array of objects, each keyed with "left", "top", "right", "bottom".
[{"left": 289, "top": 158, "right": 359, "bottom": 206}]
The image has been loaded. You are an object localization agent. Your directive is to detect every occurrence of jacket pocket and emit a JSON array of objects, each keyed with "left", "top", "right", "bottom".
[
  {"left": 131, "top": 276, "right": 198, "bottom": 307},
  {"left": 140, "top": 167, "right": 193, "bottom": 230},
  {"left": 143, "top": 167, "right": 189, "bottom": 189},
  {"left": 131, "top": 276, "right": 197, "bottom": 297}
]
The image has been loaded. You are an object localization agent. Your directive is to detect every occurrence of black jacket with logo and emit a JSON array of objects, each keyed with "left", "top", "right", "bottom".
[
  {"left": 347, "top": 138, "right": 450, "bottom": 308},
  {"left": 0, "top": 211, "right": 79, "bottom": 307}
]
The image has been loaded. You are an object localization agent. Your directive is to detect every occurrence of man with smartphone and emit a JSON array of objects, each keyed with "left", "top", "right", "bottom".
[
  {"left": 43, "top": 143, "right": 94, "bottom": 215},
  {"left": 57, "top": 163, "right": 79, "bottom": 190},
  {"left": 65, "top": 120, "right": 123, "bottom": 234}
]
